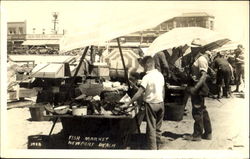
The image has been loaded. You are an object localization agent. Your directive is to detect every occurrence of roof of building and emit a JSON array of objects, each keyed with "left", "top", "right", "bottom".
[
  {"left": 8, "top": 21, "right": 26, "bottom": 24},
  {"left": 177, "top": 12, "right": 214, "bottom": 18},
  {"left": 165, "top": 12, "right": 215, "bottom": 22}
]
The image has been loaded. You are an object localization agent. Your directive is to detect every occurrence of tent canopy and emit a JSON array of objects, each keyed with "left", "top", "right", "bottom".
[
  {"left": 213, "top": 41, "right": 240, "bottom": 52},
  {"left": 59, "top": 8, "right": 177, "bottom": 52},
  {"left": 145, "top": 27, "right": 230, "bottom": 56}
]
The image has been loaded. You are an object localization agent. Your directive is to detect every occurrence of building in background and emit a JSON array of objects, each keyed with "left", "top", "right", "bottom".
[
  {"left": 7, "top": 12, "right": 215, "bottom": 54},
  {"left": 115, "top": 12, "right": 215, "bottom": 46},
  {"left": 7, "top": 21, "right": 27, "bottom": 53},
  {"left": 22, "top": 34, "right": 63, "bottom": 54},
  {"left": 7, "top": 21, "right": 63, "bottom": 54},
  {"left": 162, "top": 12, "right": 215, "bottom": 31}
]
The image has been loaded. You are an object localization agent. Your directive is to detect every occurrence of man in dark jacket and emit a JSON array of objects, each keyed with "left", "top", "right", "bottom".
[
  {"left": 153, "top": 51, "right": 170, "bottom": 79},
  {"left": 213, "top": 52, "right": 232, "bottom": 98}
]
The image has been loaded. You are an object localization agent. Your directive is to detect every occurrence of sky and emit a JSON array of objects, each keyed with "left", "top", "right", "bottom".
[{"left": 1, "top": 1, "right": 249, "bottom": 46}]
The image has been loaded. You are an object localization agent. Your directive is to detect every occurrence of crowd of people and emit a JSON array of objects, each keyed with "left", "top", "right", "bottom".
[{"left": 124, "top": 38, "right": 245, "bottom": 149}]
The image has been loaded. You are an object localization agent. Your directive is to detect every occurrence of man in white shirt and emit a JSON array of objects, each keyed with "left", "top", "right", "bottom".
[{"left": 124, "top": 56, "right": 165, "bottom": 150}]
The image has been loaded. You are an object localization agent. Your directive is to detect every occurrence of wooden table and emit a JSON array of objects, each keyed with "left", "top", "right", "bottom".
[{"left": 46, "top": 108, "right": 145, "bottom": 149}]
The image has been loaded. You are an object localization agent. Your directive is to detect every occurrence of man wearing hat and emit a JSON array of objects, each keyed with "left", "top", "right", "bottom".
[
  {"left": 234, "top": 44, "right": 245, "bottom": 92},
  {"left": 184, "top": 39, "right": 212, "bottom": 141}
]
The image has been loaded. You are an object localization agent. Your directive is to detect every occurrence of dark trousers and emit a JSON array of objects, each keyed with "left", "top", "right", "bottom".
[
  {"left": 191, "top": 94, "right": 212, "bottom": 137},
  {"left": 235, "top": 66, "right": 244, "bottom": 90},
  {"left": 217, "top": 69, "right": 231, "bottom": 96},
  {"left": 145, "top": 102, "right": 164, "bottom": 150}
]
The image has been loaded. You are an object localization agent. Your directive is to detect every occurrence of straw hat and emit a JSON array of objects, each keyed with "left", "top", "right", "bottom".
[{"left": 190, "top": 38, "right": 203, "bottom": 47}]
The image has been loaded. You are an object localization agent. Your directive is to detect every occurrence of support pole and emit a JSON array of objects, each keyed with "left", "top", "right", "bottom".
[
  {"left": 66, "top": 46, "right": 89, "bottom": 100},
  {"left": 49, "top": 117, "right": 58, "bottom": 137},
  {"left": 72, "top": 46, "right": 90, "bottom": 78},
  {"left": 116, "top": 38, "right": 131, "bottom": 90},
  {"left": 116, "top": 38, "right": 141, "bottom": 134},
  {"left": 90, "top": 45, "right": 94, "bottom": 64},
  {"left": 66, "top": 46, "right": 89, "bottom": 102}
]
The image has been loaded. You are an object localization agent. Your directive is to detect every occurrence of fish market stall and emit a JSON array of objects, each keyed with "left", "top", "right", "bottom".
[{"left": 27, "top": 45, "right": 145, "bottom": 149}]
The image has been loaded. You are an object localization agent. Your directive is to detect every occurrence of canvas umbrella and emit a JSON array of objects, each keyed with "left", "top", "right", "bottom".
[
  {"left": 145, "top": 27, "right": 231, "bottom": 57},
  {"left": 59, "top": 7, "right": 176, "bottom": 53},
  {"left": 56, "top": 8, "right": 177, "bottom": 135}
]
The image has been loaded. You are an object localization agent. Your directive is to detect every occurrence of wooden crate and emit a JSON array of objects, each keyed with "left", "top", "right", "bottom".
[{"left": 19, "top": 88, "right": 38, "bottom": 98}]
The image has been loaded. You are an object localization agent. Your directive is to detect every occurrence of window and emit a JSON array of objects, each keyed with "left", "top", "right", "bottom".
[
  {"left": 8, "top": 27, "right": 15, "bottom": 34},
  {"left": 19, "top": 27, "right": 24, "bottom": 34},
  {"left": 161, "top": 23, "right": 168, "bottom": 31},
  {"left": 210, "top": 21, "right": 214, "bottom": 30}
]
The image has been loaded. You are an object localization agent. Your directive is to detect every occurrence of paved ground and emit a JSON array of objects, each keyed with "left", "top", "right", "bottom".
[{"left": 4, "top": 87, "right": 249, "bottom": 157}]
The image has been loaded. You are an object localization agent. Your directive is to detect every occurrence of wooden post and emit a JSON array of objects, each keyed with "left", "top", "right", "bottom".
[
  {"left": 90, "top": 45, "right": 94, "bottom": 64},
  {"left": 66, "top": 46, "right": 89, "bottom": 100},
  {"left": 116, "top": 38, "right": 131, "bottom": 90},
  {"left": 116, "top": 38, "right": 141, "bottom": 134}
]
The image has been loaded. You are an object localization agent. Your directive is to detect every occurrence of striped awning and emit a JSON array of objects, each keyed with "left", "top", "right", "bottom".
[{"left": 22, "top": 40, "right": 60, "bottom": 45}]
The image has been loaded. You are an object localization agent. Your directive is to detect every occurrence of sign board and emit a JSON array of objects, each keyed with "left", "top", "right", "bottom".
[
  {"left": 61, "top": 117, "right": 135, "bottom": 149},
  {"left": 68, "top": 135, "right": 119, "bottom": 149}
]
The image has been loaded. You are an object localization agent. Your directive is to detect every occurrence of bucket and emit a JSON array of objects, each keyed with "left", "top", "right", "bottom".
[
  {"left": 165, "top": 103, "right": 185, "bottom": 121},
  {"left": 72, "top": 106, "right": 87, "bottom": 116},
  {"left": 29, "top": 104, "right": 50, "bottom": 121},
  {"left": 27, "top": 135, "right": 50, "bottom": 149}
]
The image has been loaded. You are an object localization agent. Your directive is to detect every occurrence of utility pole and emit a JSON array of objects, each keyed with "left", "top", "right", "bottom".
[{"left": 52, "top": 12, "right": 59, "bottom": 34}]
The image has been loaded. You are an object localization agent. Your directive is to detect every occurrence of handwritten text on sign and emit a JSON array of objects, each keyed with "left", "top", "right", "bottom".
[{"left": 68, "top": 135, "right": 117, "bottom": 149}]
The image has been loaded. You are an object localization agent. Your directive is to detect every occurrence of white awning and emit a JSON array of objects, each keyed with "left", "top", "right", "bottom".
[
  {"left": 22, "top": 40, "right": 60, "bottom": 45},
  {"left": 59, "top": 8, "right": 177, "bottom": 52}
]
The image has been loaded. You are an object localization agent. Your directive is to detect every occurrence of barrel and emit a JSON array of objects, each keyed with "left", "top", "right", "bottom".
[
  {"left": 29, "top": 104, "right": 50, "bottom": 121},
  {"left": 165, "top": 103, "right": 185, "bottom": 121}
]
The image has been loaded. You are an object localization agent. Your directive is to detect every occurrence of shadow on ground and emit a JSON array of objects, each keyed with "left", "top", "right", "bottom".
[
  {"left": 162, "top": 131, "right": 189, "bottom": 140},
  {"left": 233, "top": 93, "right": 245, "bottom": 98}
]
